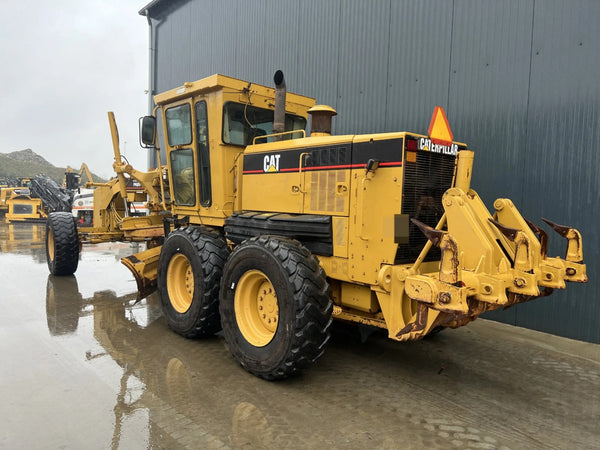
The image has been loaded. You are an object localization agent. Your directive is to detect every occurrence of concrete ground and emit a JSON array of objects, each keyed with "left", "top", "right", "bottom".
[{"left": 1, "top": 221, "right": 599, "bottom": 449}]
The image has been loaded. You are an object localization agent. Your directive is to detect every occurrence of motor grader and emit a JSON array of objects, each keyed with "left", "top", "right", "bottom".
[{"left": 46, "top": 71, "right": 587, "bottom": 380}]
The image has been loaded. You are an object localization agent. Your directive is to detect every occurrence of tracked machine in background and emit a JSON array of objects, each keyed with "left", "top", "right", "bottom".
[{"left": 46, "top": 71, "right": 587, "bottom": 380}]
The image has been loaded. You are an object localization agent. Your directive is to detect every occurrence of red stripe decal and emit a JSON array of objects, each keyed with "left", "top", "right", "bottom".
[{"left": 243, "top": 161, "right": 403, "bottom": 174}]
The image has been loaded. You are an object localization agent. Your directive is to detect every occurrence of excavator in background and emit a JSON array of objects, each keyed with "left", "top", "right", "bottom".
[
  {"left": 45, "top": 71, "right": 587, "bottom": 380},
  {"left": 63, "top": 163, "right": 95, "bottom": 190},
  {"left": 64, "top": 163, "right": 96, "bottom": 226}
]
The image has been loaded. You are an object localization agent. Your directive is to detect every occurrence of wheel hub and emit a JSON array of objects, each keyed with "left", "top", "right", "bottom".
[
  {"left": 234, "top": 270, "right": 279, "bottom": 347},
  {"left": 257, "top": 280, "right": 278, "bottom": 331},
  {"left": 166, "top": 253, "right": 194, "bottom": 313}
]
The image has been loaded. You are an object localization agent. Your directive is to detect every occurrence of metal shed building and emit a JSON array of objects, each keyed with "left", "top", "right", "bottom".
[{"left": 139, "top": 0, "right": 599, "bottom": 343}]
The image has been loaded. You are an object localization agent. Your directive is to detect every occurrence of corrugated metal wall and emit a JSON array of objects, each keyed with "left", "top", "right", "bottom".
[{"left": 144, "top": 0, "right": 600, "bottom": 343}]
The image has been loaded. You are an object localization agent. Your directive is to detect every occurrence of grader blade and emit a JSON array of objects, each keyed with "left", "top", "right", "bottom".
[{"left": 121, "top": 246, "right": 161, "bottom": 300}]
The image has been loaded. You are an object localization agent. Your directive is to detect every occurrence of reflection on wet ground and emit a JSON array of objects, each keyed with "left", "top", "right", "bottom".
[
  {"left": 1, "top": 221, "right": 599, "bottom": 449},
  {"left": 0, "top": 221, "right": 46, "bottom": 262}
]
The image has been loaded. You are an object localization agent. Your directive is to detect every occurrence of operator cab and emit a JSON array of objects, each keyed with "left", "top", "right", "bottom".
[{"left": 140, "top": 74, "right": 315, "bottom": 227}]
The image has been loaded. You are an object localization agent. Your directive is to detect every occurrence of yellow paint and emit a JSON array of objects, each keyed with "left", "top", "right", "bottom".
[
  {"left": 94, "top": 73, "right": 587, "bottom": 343},
  {"left": 340, "top": 282, "right": 378, "bottom": 313}
]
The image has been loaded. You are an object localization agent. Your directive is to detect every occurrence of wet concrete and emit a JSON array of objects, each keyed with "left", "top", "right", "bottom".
[{"left": 1, "top": 220, "right": 599, "bottom": 449}]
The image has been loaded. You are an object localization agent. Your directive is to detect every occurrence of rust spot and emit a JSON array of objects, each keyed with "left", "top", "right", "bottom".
[
  {"left": 395, "top": 303, "right": 429, "bottom": 338},
  {"left": 488, "top": 218, "right": 519, "bottom": 241},
  {"left": 525, "top": 218, "right": 548, "bottom": 259},
  {"left": 542, "top": 217, "right": 570, "bottom": 237}
]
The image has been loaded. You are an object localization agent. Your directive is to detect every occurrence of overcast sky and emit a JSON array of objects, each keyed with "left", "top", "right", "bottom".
[{"left": 0, "top": 0, "right": 149, "bottom": 179}]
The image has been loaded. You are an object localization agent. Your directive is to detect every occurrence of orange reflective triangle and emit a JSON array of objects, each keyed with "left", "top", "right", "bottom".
[{"left": 428, "top": 106, "right": 453, "bottom": 146}]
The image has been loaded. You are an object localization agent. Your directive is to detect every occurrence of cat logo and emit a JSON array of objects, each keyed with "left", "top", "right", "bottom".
[
  {"left": 418, "top": 137, "right": 458, "bottom": 156},
  {"left": 263, "top": 154, "right": 281, "bottom": 172}
]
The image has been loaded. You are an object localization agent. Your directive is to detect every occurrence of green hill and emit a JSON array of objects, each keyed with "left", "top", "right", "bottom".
[{"left": 0, "top": 149, "right": 106, "bottom": 185}]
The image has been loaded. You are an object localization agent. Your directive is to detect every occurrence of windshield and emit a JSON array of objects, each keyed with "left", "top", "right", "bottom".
[{"left": 222, "top": 102, "right": 306, "bottom": 146}]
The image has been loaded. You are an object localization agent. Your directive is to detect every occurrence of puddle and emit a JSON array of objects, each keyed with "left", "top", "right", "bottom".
[{"left": 1, "top": 220, "right": 598, "bottom": 449}]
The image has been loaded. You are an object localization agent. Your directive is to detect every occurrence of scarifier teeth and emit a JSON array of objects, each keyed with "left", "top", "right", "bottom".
[
  {"left": 488, "top": 218, "right": 519, "bottom": 241},
  {"left": 542, "top": 218, "right": 584, "bottom": 263},
  {"left": 524, "top": 218, "right": 548, "bottom": 259},
  {"left": 411, "top": 218, "right": 444, "bottom": 247},
  {"left": 541, "top": 218, "right": 571, "bottom": 237},
  {"left": 524, "top": 218, "right": 541, "bottom": 234}
]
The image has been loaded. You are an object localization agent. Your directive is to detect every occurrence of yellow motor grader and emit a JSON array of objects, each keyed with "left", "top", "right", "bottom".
[
  {"left": 46, "top": 71, "right": 587, "bottom": 380},
  {"left": 1, "top": 178, "right": 46, "bottom": 223},
  {"left": 44, "top": 113, "right": 170, "bottom": 281}
]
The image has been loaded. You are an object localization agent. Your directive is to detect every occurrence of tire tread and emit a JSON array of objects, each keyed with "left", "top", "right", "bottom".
[
  {"left": 223, "top": 235, "right": 333, "bottom": 380},
  {"left": 46, "top": 212, "right": 79, "bottom": 276},
  {"left": 160, "top": 226, "right": 230, "bottom": 338}
]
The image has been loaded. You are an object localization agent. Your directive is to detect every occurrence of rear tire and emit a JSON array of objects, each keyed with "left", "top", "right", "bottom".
[
  {"left": 46, "top": 212, "right": 79, "bottom": 276},
  {"left": 158, "top": 226, "right": 230, "bottom": 338},
  {"left": 220, "top": 236, "right": 332, "bottom": 380}
]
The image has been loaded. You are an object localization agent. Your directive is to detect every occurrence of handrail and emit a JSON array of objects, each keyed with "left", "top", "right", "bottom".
[{"left": 252, "top": 129, "right": 305, "bottom": 145}]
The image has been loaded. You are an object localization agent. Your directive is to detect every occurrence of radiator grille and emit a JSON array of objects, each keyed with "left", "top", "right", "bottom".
[{"left": 395, "top": 149, "right": 456, "bottom": 263}]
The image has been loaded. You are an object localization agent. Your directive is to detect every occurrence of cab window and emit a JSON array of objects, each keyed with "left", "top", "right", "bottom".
[
  {"left": 222, "top": 102, "right": 306, "bottom": 146},
  {"left": 170, "top": 148, "right": 195, "bottom": 206},
  {"left": 165, "top": 104, "right": 192, "bottom": 146},
  {"left": 195, "top": 101, "right": 212, "bottom": 207}
]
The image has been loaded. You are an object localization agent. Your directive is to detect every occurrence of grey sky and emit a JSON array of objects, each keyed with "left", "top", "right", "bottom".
[{"left": 0, "top": 1, "right": 149, "bottom": 179}]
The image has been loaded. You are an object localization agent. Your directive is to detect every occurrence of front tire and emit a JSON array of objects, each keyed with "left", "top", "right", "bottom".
[
  {"left": 220, "top": 236, "right": 332, "bottom": 380},
  {"left": 157, "top": 226, "right": 230, "bottom": 338},
  {"left": 46, "top": 212, "right": 79, "bottom": 276}
]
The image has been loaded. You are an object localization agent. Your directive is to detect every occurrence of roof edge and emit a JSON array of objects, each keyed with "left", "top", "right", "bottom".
[{"left": 138, "top": 0, "right": 164, "bottom": 16}]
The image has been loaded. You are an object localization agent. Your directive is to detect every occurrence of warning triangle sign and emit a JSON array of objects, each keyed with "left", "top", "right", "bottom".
[{"left": 428, "top": 106, "right": 453, "bottom": 146}]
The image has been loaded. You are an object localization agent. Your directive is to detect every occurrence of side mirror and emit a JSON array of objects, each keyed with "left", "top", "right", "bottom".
[{"left": 139, "top": 116, "right": 156, "bottom": 147}]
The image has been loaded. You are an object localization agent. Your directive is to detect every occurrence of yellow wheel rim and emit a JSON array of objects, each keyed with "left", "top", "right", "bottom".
[
  {"left": 234, "top": 270, "right": 279, "bottom": 347},
  {"left": 166, "top": 253, "right": 194, "bottom": 313},
  {"left": 47, "top": 229, "right": 55, "bottom": 261}
]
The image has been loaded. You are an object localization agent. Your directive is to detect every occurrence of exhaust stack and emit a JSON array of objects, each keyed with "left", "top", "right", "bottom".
[{"left": 273, "top": 70, "right": 286, "bottom": 141}]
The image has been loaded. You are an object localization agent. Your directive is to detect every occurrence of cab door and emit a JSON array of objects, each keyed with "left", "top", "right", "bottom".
[
  {"left": 164, "top": 100, "right": 197, "bottom": 210},
  {"left": 194, "top": 100, "right": 211, "bottom": 208}
]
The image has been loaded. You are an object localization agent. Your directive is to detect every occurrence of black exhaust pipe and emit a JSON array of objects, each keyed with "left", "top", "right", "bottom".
[{"left": 273, "top": 70, "right": 286, "bottom": 141}]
